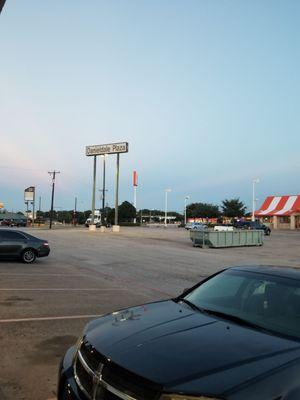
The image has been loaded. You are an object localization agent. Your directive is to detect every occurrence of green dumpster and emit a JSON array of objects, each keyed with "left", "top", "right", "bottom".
[{"left": 190, "top": 229, "right": 264, "bottom": 248}]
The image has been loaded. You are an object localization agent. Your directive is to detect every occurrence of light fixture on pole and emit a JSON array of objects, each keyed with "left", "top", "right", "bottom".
[
  {"left": 184, "top": 195, "right": 190, "bottom": 226},
  {"left": 252, "top": 178, "right": 260, "bottom": 222},
  {"left": 164, "top": 189, "right": 172, "bottom": 227}
]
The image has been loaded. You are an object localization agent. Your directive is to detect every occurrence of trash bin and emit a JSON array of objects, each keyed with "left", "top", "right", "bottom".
[{"left": 190, "top": 229, "right": 264, "bottom": 248}]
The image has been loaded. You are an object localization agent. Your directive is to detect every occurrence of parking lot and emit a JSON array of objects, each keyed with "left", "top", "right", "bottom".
[{"left": 0, "top": 226, "right": 299, "bottom": 400}]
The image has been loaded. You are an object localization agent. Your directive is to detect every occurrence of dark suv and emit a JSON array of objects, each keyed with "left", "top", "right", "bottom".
[{"left": 233, "top": 220, "right": 271, "bottom": 235}]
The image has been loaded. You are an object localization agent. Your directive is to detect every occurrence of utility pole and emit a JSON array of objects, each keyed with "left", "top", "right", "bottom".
[
  {"left": 48, "top": 170, "right": 60, "bottom": 229},
  {"left": 38, "top": 196, "right": 42, "bottom": 227}
]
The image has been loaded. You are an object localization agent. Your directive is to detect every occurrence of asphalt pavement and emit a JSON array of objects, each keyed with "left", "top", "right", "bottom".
[{"left": 0, "top": 226, "right": 299, "bottom": 400}]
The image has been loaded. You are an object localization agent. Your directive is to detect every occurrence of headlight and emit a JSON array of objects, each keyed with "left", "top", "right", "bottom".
[{"left": 160, "top": 395, "right": 221, "bottom": 400}]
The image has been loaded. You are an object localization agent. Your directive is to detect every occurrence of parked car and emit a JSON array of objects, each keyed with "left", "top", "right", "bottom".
[
  {"left": 58, "top": 265, "right": 300, "bottom": 400},
  {"left": 0, "top": 229, "right": 50, "bottom": 263},
  {"left": 185, "top": 222, "right": 207, "bottom": 230},
  {"left": 233, "top": 220, "right": 271, "bottom": 235},
  {"left": 0, "top": 219, "right": 27, "bottom": 227}
]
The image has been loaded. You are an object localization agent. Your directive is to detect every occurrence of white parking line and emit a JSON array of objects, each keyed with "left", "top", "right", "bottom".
[
  {"left": 0, "top": 314, "right": 102, "bottom": 324},
  {"left": 0, "top": 273, "right": 84, "bottom": 276},
  {"left": 0, "top": 288, "right": 127, "bottom": 291}
]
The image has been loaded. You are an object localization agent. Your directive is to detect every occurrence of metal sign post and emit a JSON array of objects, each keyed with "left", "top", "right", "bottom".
[
  {"left": 91, "top": 156, "right": 97, "bottom": 230},
  {"left": 24, "top": 186, "right": 35, "bottom": 227},
  {"left": 114, "top": 153, "right": 120, "bottom": 228},
  {"left": 86, "top": 142, "right": 128, "bottom": 232}
]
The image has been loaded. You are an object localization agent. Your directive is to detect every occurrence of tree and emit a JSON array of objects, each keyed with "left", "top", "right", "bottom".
[
  {"left": 186, "top": 202, "right": 220, "bottom": 218},
  {"left": 221, "top": 198, "right": 247, "bottom": 218},
  {"left": 118, "top": 201, "right": 136, "bottom": 222}
]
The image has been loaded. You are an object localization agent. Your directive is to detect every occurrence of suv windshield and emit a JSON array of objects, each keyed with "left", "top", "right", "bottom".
[{"left": 184, "top": 269, "right": 300, "bottom": 340}]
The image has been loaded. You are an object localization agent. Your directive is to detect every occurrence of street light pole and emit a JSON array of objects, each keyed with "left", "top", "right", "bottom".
[
  {"left": 164, "top": 189, "right": 171, "bottom": 227},
  {"left": 252, "top": 178, "right": 260, "bottom": 222},
  {"left": 184, "top": 195, "right": 190, "bottom": 225}
]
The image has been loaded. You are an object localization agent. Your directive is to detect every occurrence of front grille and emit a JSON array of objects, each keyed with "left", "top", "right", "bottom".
[
  {"left": 102, "top": 362, "right": 160, "bottom": 400},
  {"left": 74, "top": 356, "right": 94, "bottom": 399},
  {"left": 74, "top": 339, "right": 162, "bottom": 400},
  {"left": 80, "top": 339, "right": 106, "bottom": 371}
]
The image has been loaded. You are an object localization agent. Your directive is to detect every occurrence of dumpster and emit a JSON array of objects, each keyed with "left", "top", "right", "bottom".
[{"left": 190, "top": 229, "right": 264, "bottom": 248}]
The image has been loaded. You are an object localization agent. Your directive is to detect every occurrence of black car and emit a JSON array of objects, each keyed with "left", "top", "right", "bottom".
[
  {"left": 0, "top": 229, "right": 50, "bottom": 263},
  {"left": 233, "top": 220, "right": 271, "bottom": 236},
  {"left": 58, "top": 265, "right": 300, "bottom": 400}
]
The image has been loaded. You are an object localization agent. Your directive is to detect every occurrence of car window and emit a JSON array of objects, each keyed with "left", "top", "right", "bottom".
[
  {"left": 0, "top": 231, "right": 26, "bottom": 241},
  {"left": 185, "top": 270, "right": 300, "bottom": 340}
]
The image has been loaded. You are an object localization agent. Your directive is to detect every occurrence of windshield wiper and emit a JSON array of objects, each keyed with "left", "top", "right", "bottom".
[
  {"left": 179, "top": 298, "right": 204, "bottom": 312},
  {"left": 199, "top": 308, "right": 271, "bottom": 332}
]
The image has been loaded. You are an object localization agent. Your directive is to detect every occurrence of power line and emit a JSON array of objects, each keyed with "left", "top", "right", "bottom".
[{"left": 48, "top": 171, "right": 60, "bottom": 229}]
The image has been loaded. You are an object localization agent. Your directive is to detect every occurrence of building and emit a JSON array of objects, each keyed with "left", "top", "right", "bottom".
[
  {"left": 255, "top": 195, "right": 300, "bottom": 230},
  {"left": 0, "top": 212, "right": 27, "bottom": 225}
]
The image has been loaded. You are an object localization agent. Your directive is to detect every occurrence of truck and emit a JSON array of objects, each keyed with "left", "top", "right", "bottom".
[{"left": 85, "top": 210, "right": 102, "bottom": 228}]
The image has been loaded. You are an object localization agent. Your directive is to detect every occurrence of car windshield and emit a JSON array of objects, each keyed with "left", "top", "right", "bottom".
[{"left": 183, "top": 269, "right": 300, "bottom": 340}]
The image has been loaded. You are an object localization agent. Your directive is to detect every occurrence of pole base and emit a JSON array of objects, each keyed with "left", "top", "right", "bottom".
[
  {"left": 100, "top": 226, "right": 106, "bottom": 233},
  {"left": 112, "top": 225, "right": 120, "bottom": 232},
  {"left": 89, "top": 225, "right": 96, "bottom": 231}
]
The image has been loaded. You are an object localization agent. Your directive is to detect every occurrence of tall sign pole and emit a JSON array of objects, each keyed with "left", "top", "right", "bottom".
[
  {"left": 85, "top": 142, "right": 128, "bottom": 233},
  {"left": 24, "top": 186, "right": 35, "bottom": 227},
  {"left": 91, "top": 156, "right": 97, "bottom": 229},
  {"left": 102, "top": 155, "right": 106, "bottom": 213},
  {"left": 114, "top": 153, "right": 120, "bottom": 228},
  {"left": 133, "top": 170, "right": 138, "bottom": 224}
]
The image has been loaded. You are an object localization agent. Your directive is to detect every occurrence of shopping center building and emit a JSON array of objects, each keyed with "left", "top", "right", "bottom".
[{"left": 255, "top": 195, "right": 300, "bottom": 230}]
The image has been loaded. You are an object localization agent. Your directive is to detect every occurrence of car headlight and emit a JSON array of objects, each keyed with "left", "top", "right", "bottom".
[{"left": 160, "top": 395, "right": 221, "bottom": 400}]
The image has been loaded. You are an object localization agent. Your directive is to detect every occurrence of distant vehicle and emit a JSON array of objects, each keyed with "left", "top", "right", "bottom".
[
  {"left": 85, "top": 210, "right": 102, "bottom": 228},
  {"left": 214, "top": 225, "right": 234, "bottom": 232},
  {"left": 234, "top": 220, "right": 271, "bottom": 236},
  {"left": 0, "top": 219, "right": 27, "bottom": 227},
  {"left": 58, "top": 265, "right": 300, "bottom": 400},
  {"left": 185, "top": 222, "right": 207, "bottom": 230},
  {"left": 0, "top": 229, "right": 50, "bottom": 263}
]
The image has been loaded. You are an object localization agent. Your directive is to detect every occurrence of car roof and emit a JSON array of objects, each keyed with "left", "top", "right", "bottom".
[
  {"left": 231, "top": 265, "right": 300, "bottom": 280},
  {"left": 0, "top": 229, "right": 37, "bottom": 238}
]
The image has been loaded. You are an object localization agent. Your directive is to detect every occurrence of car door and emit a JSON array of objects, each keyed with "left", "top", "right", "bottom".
[{"left": 0, "top": 231, "right": 27, "bottom": 257}]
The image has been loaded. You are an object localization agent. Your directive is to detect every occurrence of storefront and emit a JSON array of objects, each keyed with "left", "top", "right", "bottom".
[{"left": 255, "top": 195, "right": 300, "bottom": 230}]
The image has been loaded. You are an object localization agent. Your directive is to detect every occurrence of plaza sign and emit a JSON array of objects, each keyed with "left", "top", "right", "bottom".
[
  {"left": 24, "top": 186, "right": 35, "bottom": 202},
  {"left": 86, "top": 142, "right": 128, "bottom": 156}
]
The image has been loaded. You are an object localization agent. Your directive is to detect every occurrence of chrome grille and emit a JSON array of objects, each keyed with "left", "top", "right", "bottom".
[{"left": 74, "top": 340, "right": 161, "bottom": 400}]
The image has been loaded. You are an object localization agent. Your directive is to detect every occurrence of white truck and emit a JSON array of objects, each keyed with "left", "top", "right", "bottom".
[{"left": 85, "top": 210, "right": 102, "bottom": 227}]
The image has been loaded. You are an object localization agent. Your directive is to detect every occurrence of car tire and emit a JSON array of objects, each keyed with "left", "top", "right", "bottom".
[{"left": 21, "top": 249, "right": 36, "bottom": 264}]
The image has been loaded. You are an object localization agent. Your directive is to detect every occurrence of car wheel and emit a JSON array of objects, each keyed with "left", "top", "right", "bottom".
[{"left": 21, "top": 249, "right": 36, "bottom": 264}]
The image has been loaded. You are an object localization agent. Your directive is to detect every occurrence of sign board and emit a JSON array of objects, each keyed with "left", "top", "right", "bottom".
[
  {"left": 24, "top": 186, "right": 35, "bottom": 202},
  {"left": 86, "top": 142, "right": 128, "bottom": 157}
]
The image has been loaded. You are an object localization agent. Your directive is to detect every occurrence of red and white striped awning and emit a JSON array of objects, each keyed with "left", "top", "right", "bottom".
[{"left": 255, "top": 196, "right": 300, "bottom": 217}]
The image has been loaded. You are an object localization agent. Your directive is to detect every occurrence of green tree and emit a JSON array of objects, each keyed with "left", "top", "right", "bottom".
[
  {"left": 186, "top": 202, "right": 220, "bottom": 218},
  {"left": 221, "top": 198, "right": 247, "bottom": 218},
  {"left": 118, "top": 201, "right": 136, "bottom": 222}
]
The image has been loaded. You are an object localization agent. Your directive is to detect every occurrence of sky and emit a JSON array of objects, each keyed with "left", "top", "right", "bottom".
[{"left": 1, "top": 0, "right": 299, "bottom": 213}]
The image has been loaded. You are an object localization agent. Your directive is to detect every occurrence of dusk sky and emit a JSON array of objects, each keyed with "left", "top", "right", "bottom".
[{"left": 1, "top": 1, "right": 299, "bottom": 213}]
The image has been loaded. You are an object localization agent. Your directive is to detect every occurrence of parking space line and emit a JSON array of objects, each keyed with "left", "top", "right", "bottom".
[
  {"left": 0, "top": 314, "right": 102, "bottom": 324},
  {"left": 0, "top": 288, "right": 128, "bottom": 291},
  {"left": 0, "top": 273, "right": 85, "bottom": 276}
]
